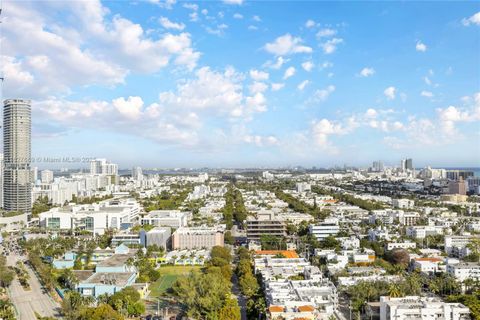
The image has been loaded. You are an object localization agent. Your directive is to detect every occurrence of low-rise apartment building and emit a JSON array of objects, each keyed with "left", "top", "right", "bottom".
[
  {"left": 140, "top": 210, "right": 191, "bottom": 228},
  {"left": 172, "top": 226, "right": 224, "bottom": 250},
  {"left": 309, "top": 218, "right": 340, "bottom": 241},
  {"left": 379, "top": 296, "right": 470, "bottom": 320},
  {"left": 446, "top": 262, "right": 480, "bottom": 282}
]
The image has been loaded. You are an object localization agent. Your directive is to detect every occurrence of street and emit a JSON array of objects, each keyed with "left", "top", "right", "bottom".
[
  {"left": 231, "top": 273, "right": 247, "bottom": 320},
  {"left": 3, "top": 237, "right": 62, "bottom": 320}
]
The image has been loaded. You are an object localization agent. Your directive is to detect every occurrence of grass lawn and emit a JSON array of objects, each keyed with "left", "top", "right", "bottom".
[{"left": 149, "top": 265, "right": 201, "bottom": 298}]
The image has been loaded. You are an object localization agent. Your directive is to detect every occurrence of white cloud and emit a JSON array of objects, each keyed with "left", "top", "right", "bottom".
[
  {"left": 297, "top": 80, "right": 310, "bottom": 91},
  {"left": 205, "top": 24, "right": 229, "bottom": 36},
  {"left": 243, "top": 135, "right": 279, "bottom": 147},
  {"left": 436, "top": 95, "right": 480, "bottom": 137},
  {"left": 321, "top": 38, "right": 343, "bottom": 54},
  {"left": 384, "top": 86, "right": 396, "bottom": 100},
  {"left": 385, "top": 92, "right": 480, "bottom": 147},
  {"left": 424, "top": 76, "right": 432, "bottom": 86},
  {"left": 112, "top": 96, "right": 144, "bottom": 120},
  {"left": 201, "top": 9, "right": 208, "bottom": 15},
  {"left": 249, "top": 69, "right": 269, "bottom": 81},
  {"left": 359, "top": 67, "right": 375, "bottom": 77},
  {"left": 2, "top": 56, "right": 34, "bottom": 87},
  {"left": 159, "top": 66, "right": 270, "bottom": 119},
  {"left": 462, "top": 11, "right": 480, "bottom": 26},
  {"left": 34, "top": 66, "right": 274, "bottom": 147},
  {"left": 312, "top": 85, "right": 335, "bottom": 102},
  {"left": 421, "top": 90, "right": 434, "bottom": 98},
  {"left": 35, "top": 96, "right": 200, "bottom": 146},
  {"left": 183, "top": 3, "right": 199, "bottom": 21},
  {"left": 271, "top": 83, "right": 285, "bottom": 91},
  {"left": 264, "top": 34, "right": 313, "bottom": 56},
  {"left": 365, "top": 108, "right": 378, "bottom": 118},
  {"left": 249, "top": 82, "right": 269, "bottom": 94},
  {"left": 233, "top": 13, "right": 244, "bottom": 19},
  {"left": 223, "top": 0, "right": 243, "bottom": 4},
  {"left": 305, "top": 20, "right": 316, "bottom": 28},
  {"left": 159, "top": 17, "right": 186, "bottom": 30},
  {"left": 316, "top": 28, "right": 336, "bottom": 38},
  {"left": 183, "top": 3, "right": 198, "bottom": 10},
  {"left": 416, "top": 41, "right": 427, "bottom": 52},
  {"left": 301, "top": 61, "right": 314, "bottom": 72},
  {"left": 3, "top": 0, "right": 202, "bottom": 90},
  {"left": 320, "top": 61, "right": 333, "bottom": 69},
  {"left": 147, "top": 0, "right": 177, "bottom": 9},
  {"left": 268, "top": 56, "right": 289, "bottom": 70},
  {"left": 253, "top": 15, "right": 262, "bottom": 22},
  {"left": 248, "top": 25, "right": 258, "bottom": 31},
  {"left": 189, "top": 12, "right": 199, "bottom": 22},
  {"left": 310, "top": 118, "right": 350, "bottom": 151},
  {"left": 283, "top": 66, "right": 296, "bottom": 80}
]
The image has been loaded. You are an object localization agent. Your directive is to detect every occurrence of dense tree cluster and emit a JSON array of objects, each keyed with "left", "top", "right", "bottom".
[
  {"left": 312, "top": 186, "right": 385, "bottom": 211},
  {"left": 345, "top": 272, "right": 465, "bottom": 319},
  {"left": 71, "top": 194, "right": 113, "bottom": 205},
  {"left": 346, "top": 274, "right": 422, "bottom": 318},
  {"left": 62, "top": 286, "right": 145, "bottom": 319},
  {"left": 447, "top": 293, "right": 480, "bottom": 320},
  {"left": 223, "top": 185, "right": 249, "bottom": 229},
  {"left": 32, "top": 196, "right": 54, "bottom": 217},
  {"left": 0, "top": 298, "right": 15, "bottom": 320},
  {"left": 133, "top": 248, "right": 161, "bottom": 283},
  {"left": 62, "top": 291, "right": 123, "bottom": 320},
  {"left": 0, "top": 254, "right": 16, "bottom": 320},
  {"left": 141, "top": 187, "right": 192, "bottom": 212},
  {"left": 235, "top": 247, "right": 265, "bottom": 319},
  {"left": 172, "top": 246, "right": 240, "bottom": 319},
  {"left": 0, "top": 256, "right": 15, "bottom": 288},
  {"left": 260, "top": 234, "right": 287, "bottom": 250},
  {"left": 21, "top": 237, "right": 77, "bottom": 292},
  {"left": 275, "top": 190, "right": 326, "bottom": 219}
]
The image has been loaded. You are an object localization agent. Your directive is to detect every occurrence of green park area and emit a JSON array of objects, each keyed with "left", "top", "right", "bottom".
[{"left": 149, "top": 265, "right": 201, "bottom": 298}]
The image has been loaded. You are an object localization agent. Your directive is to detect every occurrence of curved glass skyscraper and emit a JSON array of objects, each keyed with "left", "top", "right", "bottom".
[{"left": 3, "top": 99, "right": 31, "bottom": 215}]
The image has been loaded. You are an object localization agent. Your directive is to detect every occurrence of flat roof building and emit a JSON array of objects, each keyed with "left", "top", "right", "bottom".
[
  {"left": 172, "top": 226, "right": 224, "bottom": 250},
  {"left": 141, "top": 210, "right": 191, "bottom": 228},
  {"left": 246, "top": 211, "right": 287, "bottom": 241},
  {"left": 380, "top": 296, "right": 470, "bottom": 320}
]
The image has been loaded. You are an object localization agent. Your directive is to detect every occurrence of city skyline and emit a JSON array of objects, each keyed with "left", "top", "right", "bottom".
[{"left": 1, "top": 1, "right": 479, "bottom": 168}]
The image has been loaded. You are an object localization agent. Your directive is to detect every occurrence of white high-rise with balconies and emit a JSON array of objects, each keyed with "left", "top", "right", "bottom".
[{"left": 3, "top": 99, "right": 32, "bottom": 215}]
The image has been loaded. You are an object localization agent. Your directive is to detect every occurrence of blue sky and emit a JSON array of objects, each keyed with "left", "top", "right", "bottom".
[{"left": 2, "top": 0, "right": 479, "bottom": 168}]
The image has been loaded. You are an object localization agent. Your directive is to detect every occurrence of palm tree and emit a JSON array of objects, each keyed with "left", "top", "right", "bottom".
[
  {"left": 388, "top": 283, "right": 403, "bottom": 298},
  {"left": 463, "top": 278, "right": 475, "bottom": 294},
  {"left": 61, "top": 268, "right": 79, "bottom": 289},
  {"left": 429, "top": 278, "right": 441, "bottom": 295},
  {"left": 126, "top": 257, "right": 135, "bottom": 271},
  {"left": 467, "top": 238, "right": 480, "bottom": 262},
  {"left": 406, "top": 272, "right": 422, "bottom": 295}
]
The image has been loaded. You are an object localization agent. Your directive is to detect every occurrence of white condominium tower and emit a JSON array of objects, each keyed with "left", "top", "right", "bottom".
[{"left": 3, "top": 99, "right": 32, "bottom": 215}]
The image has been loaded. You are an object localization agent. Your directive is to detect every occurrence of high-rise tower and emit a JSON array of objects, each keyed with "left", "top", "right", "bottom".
[{"left": 3, "top": 99, "right": 32, "bottom": 215}]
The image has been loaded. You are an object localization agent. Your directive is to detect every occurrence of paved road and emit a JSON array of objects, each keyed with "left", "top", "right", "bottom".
[
  {"left": 231, "top": 273, "right": 247, "bottom": 320},
  {"left": 4, "top": 243, "right": 62, "bottom": 320}
]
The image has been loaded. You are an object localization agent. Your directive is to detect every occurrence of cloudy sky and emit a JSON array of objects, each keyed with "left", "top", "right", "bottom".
[{"left": 1, "top": 0, "right": 479, "bottom": 168}]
